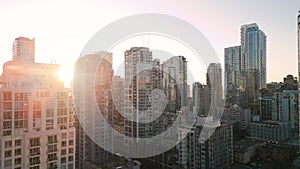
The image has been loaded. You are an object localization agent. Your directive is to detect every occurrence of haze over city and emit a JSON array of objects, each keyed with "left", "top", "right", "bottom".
[
  {"left": 0, "top": 0, "right": 299, "bottom": 83},
  {"left": 1, "top": 1, "right": 300, "bottom": 169}
]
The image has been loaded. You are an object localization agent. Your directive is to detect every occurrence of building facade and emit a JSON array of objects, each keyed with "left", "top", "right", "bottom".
[
  {"left": 249, "top": 120, "right": 292, "bottom": 142},
  {"left": 272, "top": 90, "right": 298, "bottom": 136},
  {"left": 224, "top": 46, "right": 241, "bottom": 106},
  {"left": 0, "top": 60, "right": 75, "bottom": 169},
  {"left": 240, "top": 23, "right": 267, "bottom": 108},
  {"left": 206, "top": 63, "right": 223, "bottom": 120},
  {"left": 179, "top": 121, "right": 233, "bottom": 169},
  {"left": 192, "top": 82, "right": 204, "bottom": 116},
  {"left": 73, "top": 52, "right": 114, "bottom": 169},
  {"left": 162, "top": 56, "right": 188, "bottom": 108},
  {"left": 12, "top": 37, "right": 35, "bottom": 63}
]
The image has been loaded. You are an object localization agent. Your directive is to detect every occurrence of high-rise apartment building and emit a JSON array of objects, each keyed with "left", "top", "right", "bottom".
[
  {"left": 178, "top": 121, "right": 233, "bottom": 169},
  {"left": 224, "top": 46, "right": 241, "bottom": 105},
  {"left": 0, "top": 60, "right": 75, "bottom": 169},
  {"left": 240, "top": 23, "right": 266, "bottom": 107},
  {"left": 123, "top": 47, "right": 170, "bottom": 156},
  {"left": 272, "top": 90, "right": 298, "bottom": 137},
  {"left": 206, "top": 63, "right": 223, "bottom": 119},
  {"left": 192, "top": 82, "right": 204, "bottom": 116},
  {"left": 124, "top": 47, "right": 153, "bottom": 141},
  {"left": 73, "top": 52, "right": 114, "bottom": 168},
  {"left": 12, "top": 37, "right": 35, "bottom": 63},
  {"left": 162, "top": 56, "right": 188, "bottom": 108}
]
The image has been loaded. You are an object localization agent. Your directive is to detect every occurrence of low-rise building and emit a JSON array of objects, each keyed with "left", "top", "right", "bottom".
[
  {"left": 249, "top": 120, "right": 291, "bottom": 142},
  {"left": 234, "top": 138, "right": 266, "bottom": 164}
]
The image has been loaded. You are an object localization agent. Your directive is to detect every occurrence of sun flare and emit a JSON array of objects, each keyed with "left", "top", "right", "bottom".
[{"left": 58, "top": 66, "right": 74, "bottom": 88}]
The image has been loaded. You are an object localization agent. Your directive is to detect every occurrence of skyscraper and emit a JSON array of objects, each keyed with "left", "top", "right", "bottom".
[
  {"left": 239, "top": 23, "right": 267, "bottom": 108},
  {"left": 73, "top": 52, "right": 114, "bottom": 168},
  {"left": 0, "top": 49, "right": 75, "bottom": 168},
  {"left": 12, "top": 37, "right": 35, "bottom": 63},
  {"left": 162, "top": 56, "right": 188, "bottom": 107},
  {"left": 224, "top": 46, "right": 241, "bottom": 105},
  {"left": 123, "top": 47, "right": 155, "bottom": 156},
  {"left": 206, "top": 63, "right": 223, "bottom": 119},
  {"left": 179, "top": 121, "right": 233, "bottom": 169},
  {"left": 0, "top": 37, "right": 75, "bottom": 169},
  {"left": 192, "top": 82, "right": 204, "bottom": 116}
]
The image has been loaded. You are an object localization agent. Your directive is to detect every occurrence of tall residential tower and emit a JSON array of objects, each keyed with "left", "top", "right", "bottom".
[
  {"left": 240, "top": 23, "right": 266, "bottom": 108},
  {"left": 12, "top": 37, "right": 35, "bottom": 63}
]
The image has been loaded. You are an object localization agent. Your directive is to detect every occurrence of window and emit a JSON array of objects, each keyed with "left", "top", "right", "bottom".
[
  {"left": 69, "top": 132, "right": 74, "bottom": 138},
  {"left": 5, "top": 150, "right": 12, "bottom": 157},
  {"left": 68, "top": 140, "right": 74, "bottom": 146},
  {"left": 15, "top": 139, "right": 22, "bottom": 146},
  {"left": 61, "top": 157, "right": 66, "bottom": 163},
  {"left": 58, "top": 108, "right": 67, "bottom": 116},
  {"left": 68, "top": 156, "right": 73, "bottom": 162},
  {"left": 15, "top": 120, "right": 24, "bottom": 129},
  {"left": 57, "top": 92, "right": 68, "bottom": 99},
  {"left": 33, "top": 101, "right": 42, "bottom": 110},
  {"left": 33, "top": 110, "right": 41, "bottom": 118},
  {"left": 61, "top": 141, "right": 67, "bottom": 147},
  {"left": 15, "top": 149, "right": 22, "bottom": 156},
  {"left": 36, "top": 91, "right": 49, "bottom": 97},
  {"left": 14, "top": 111, "right": 24, "bottom": 119},
  {"left": 46, "top": 119, "right": 54, "bottom": 130},
  {"left": 3, "top": 121, "right": 12, "bottom": 129},
  {"left": 68, "top": 148, "right": 74, "bottom": 154},
  {"left": 48, "top": 153, "right": 57, "bottom": 162},
  {"left": 30, "top": 138, "right": 40, "bottom": 147},
  {"left": 3, "top": 112, "right": 12, "bottom": 120},
  {"left": 46, "top": 109, "right": 54, "bottom": 117},
  {"left": 30, "top": 147, "right": 40, "bottom": 156},
  {"left": 48, "top": 145, "right": 57, "bottom": 153},
  {"left": 15, "top": 158, "right": 22, "bottom": 165},
  {"left": 29, "top": 156, "right": 40, "bottom": 165},
  {"left": 5, "top": 140, "right": 12, "bottom": 148},
  {"left": 58, "top": 100, "right": 67, "bottom": 108},
  {"left": 48, "top": 162, "right": 57, "bottom": 169},
  {"left": 3, "top": 130, "right": 11, "bottom": 136},
  {"left": 48, "top": 135, "right": 57, "bottom": 144},
  {"left": 61, "top": 149, "right": 67, "bottom": 155},
  {"left": 15, "top": 92, "right": 29, "bottom": 101},
  {"left": 4, "top": 102, "right": 12, "bottom": 110},
  {"left": 4, "top": 159, "right": 12, "bottom": 167},
  {"left": 68, "top": 163, "right": 73, "bottom": 169},
  {"left": 61, "top": 133, "right": 67, "bottom": 139},
  {"left": 3, "top": 92, "right": 12, "bottom": 101}
]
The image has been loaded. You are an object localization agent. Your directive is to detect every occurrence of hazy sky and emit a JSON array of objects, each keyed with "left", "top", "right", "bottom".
[{"left": 0, "top": 0, "right": 299, "bottom": 83}]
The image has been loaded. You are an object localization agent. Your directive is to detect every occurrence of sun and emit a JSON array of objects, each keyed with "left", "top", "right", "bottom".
[{"left": 58, "top": 66, "right": 74, "bottom": 88}]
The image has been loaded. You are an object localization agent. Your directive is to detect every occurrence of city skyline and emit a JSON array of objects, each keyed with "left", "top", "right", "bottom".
[
  {"left": 1, "top": 1, "right": 300, "bottom": 169},
  {"left": 0, "top": 0, "right": 299, "bottom": 84}
]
